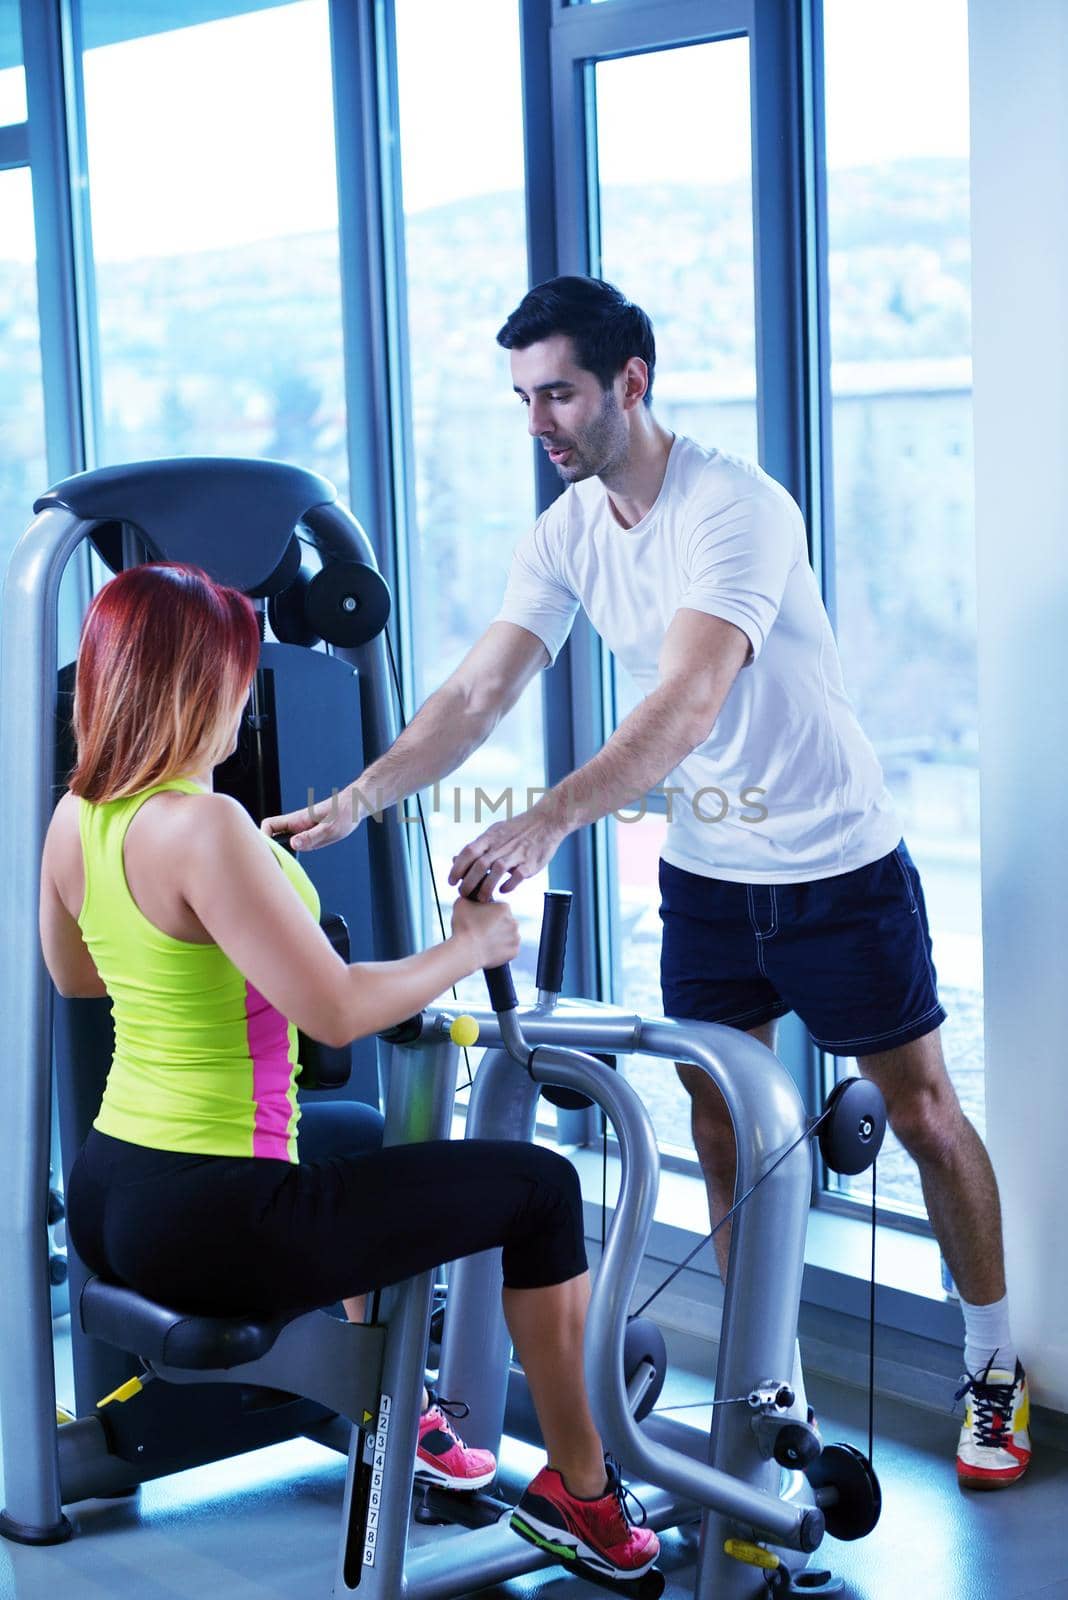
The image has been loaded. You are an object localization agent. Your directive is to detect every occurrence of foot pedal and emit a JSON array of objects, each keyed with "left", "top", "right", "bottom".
[
  {"left": 570, "top": 1558, "right": 666, "bottom": 1598},
  {"left": 767, "top": 1568, "right": 845, "bottom": 1596},
  {"left": 413, "top": 1484, "right": 449, "bottom": 1526},
  {"left": 413, "top": 1482, "right": 511, "bottom": 1529},
  {"left": 725, "top": 1540, "right": 845, "bottom": 1597}
]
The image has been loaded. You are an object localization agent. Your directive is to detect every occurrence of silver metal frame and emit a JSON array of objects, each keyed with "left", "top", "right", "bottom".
[{"left": 440, "top": 1002, "right": 816, "bottom": 1599}]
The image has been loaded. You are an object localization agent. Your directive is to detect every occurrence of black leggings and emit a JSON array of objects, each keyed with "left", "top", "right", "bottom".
[{"left": 67, "top": 1116, "right": 588, "bottom": 1318}]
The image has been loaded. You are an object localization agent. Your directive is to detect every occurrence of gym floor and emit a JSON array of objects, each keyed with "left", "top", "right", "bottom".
[{"left": 0, "top": 1329, "right": 1065, "bottom": 1600}]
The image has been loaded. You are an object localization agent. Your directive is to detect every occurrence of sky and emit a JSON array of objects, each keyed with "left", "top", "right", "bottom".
[{"left": 0, "top": 0, "right": 971, "bottom": 265}]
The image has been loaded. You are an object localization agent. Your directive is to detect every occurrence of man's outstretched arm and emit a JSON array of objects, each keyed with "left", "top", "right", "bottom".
[
  {"left": 261, "top": 622, "right": 549, "bottom": 850},
  {"left": 449, "top": 610, "right": 751, "bottom": 897}
]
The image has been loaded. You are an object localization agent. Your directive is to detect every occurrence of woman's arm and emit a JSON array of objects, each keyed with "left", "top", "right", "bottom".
[
  {"left": 39, "top": 830, "right": 107, "bottom": 999},
  {"left": 181, "top": 793, "right": 515, "bottom": 1046}
]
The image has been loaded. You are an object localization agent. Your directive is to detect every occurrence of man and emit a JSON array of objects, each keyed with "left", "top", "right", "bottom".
[{"left": 265, "top": 275, "right": 1029, "bottom": 1489}]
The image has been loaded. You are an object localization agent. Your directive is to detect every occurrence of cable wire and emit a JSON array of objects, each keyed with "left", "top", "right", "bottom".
[
  {"left": 630, "top": 1099, "right": 838, "bottom": 1320},
  {"left": 869, "top": 1156, "right": 878, "bottom": 1465}
]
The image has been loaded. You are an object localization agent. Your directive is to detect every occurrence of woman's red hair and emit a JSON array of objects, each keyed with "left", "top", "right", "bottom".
[{"left": 69, "top": 563, "right": 261, "bottom": 803}]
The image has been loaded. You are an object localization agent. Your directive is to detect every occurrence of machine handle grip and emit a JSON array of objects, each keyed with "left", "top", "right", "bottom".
[
  {"left": 462, "top": 884, "right": 519, "bottom": 1014},
  {"left": 535, "top": 890, "right": 573, "bottom": 994},
  {"left": 484, "top": 962, "right": 518, "bottom": 1014}
]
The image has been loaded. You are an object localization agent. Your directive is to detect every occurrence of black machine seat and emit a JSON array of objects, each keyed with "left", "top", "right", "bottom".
[{"left": 80, "top": 1277, "right": 303, "bottom": 1371}]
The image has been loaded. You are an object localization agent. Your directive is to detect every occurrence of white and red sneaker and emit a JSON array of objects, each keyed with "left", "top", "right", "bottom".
[
  {"left": 955, "top": 1357, "right": 1032, "bottom": 1489},
  {"left": 510, "top": 1456, "right": 660, "bottom": 1580},
  {"left": 415, "top": 1393, "right": 497, "bottom": 1492}
]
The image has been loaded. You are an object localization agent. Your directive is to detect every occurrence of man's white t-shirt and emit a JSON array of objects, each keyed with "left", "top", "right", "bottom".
[{"left": 494, "top": 435, "right": 901, "bottom": 885}]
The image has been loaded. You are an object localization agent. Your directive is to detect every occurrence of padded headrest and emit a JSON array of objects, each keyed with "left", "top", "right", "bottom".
[{"left": 35, "top": 457, "right": 336, "bottom": 596}]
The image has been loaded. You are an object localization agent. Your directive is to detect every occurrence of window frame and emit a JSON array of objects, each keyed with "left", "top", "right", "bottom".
[
  {"left": 520, "top": 0, "right": 827, "bottom": 1148},
  {"left": 16, "top": 0, "right": 956, "bottom": 1269}
]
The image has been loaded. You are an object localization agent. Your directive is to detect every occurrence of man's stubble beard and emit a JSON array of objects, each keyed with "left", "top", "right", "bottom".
[{"left": 556, "top": 389, "right": 629, "bottom": 485}]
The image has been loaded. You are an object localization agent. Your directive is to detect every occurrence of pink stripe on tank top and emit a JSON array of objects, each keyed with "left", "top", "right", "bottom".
[{"left": 245, "top": 981, "right": 295, "bottom": 1159}]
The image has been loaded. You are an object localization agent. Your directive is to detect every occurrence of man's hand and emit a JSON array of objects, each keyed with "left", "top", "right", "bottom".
[
  {"left": 261, "top": 790, "right": 357, "bottom": 854},
  {"left": 448, "top": 807, "right": 568, "bottom": 900}
]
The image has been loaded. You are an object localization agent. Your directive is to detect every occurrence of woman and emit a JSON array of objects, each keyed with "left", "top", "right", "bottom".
[{"left": 38, "top": 562, "right": 657, "bottom": 1584}]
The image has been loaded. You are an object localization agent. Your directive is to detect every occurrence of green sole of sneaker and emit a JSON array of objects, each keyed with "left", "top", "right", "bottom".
[{"left": 510, "top": 1515, "right": 664, "bottom": 1597}]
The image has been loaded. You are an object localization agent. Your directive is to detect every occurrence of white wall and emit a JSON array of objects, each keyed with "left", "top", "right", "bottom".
[{"left": 969, "top": 0, "right": 1068, "bottom": 1409}]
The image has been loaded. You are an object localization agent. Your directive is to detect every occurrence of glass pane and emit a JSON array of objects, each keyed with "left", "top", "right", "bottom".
[
  {"left": 81, "top": 1, "right": 348, "bottom": 494},
  {"left": 394, "top": 0, "right": 544, "bottom": 1003},
  {"left": 595, "top": 40, "right": 757, "bottom": 462},
  {"left": 0, "top": 167, "right": 47, "bottom": 575},
  {"left": 0, "top": 0, "right": 26, "bottom": 123},
  {"left": 594, "top": 40, "right": 757, "bottom": 1140},
  {"left": 823, "top": 0, "right": 977, "bottom": 1216}
]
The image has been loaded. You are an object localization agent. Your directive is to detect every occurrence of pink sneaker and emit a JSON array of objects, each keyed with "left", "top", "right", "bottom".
[
  {"left": 415, "top": 1394, "right": 496, "bottom": 1491},
  {"left": 510, "top": 1457, "right": 660, "bottom": 1580}
]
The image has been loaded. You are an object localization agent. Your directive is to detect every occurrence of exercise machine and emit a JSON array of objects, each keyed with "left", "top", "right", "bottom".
[{"left": 0, "top": 459, "right": 882, "bottom": 1597}]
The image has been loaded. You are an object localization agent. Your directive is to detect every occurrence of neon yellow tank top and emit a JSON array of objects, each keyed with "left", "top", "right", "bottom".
[{"left": 78, "top": 780, "right": 321, "bottom": 1161}]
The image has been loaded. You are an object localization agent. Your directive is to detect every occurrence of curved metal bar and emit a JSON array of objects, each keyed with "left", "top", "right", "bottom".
[
  {"left": 435, "top": 1045, "right": 542, "bottom": 1449},
  {"left": 0, "top": 507, "right": 97, "bottom": 1539},
  {"left": 429, "top": 999, "right": 644, "bottom": 1054},
  {"left": 638, "top": 1018, "right": 816, "bottom": 1581},
  {"left": 528, "top": 1043, "right": 818, "bottom": 1552}
]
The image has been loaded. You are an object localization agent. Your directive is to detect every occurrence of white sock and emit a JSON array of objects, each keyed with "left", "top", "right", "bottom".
[{"left": 959, "top": 1292, "right": 1017, "bottom": 1377}]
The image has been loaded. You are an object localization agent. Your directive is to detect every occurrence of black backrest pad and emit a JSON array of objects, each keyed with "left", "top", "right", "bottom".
[{"left": 35, "top": 458, "right": 335, "bottom": 595}]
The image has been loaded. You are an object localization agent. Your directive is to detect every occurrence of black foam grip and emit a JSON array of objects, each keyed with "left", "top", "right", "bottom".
[
  {"left": 484, "top": 962, "right": 518, "bottom": 1014},
  {"left": 535, "top": 890, "right": 573, "bottom": 993}
]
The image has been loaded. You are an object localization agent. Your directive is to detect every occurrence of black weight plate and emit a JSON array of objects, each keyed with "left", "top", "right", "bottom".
[
  {"left": 806, "top": 1443, "right": 882, "bottom": 1541},
  {"left": 305, "top": 562, "right": 390, "bottom": 647},
  {"left": 818, "top": 1078, "right": 887, "bottom": 1176}
]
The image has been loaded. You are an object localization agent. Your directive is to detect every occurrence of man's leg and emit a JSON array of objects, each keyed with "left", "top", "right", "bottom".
[
  {"left": 856, "top": 1025, "right": 1004, "bottom": 1304},
  {"left": 676, "top": 1019, "right": 809, "bottom": 1422},
  {"left": 858, "top": 1026, "right": 1030, "bottom": 1487},
  {"left": 675, "top": 1018, "right": 778, "bottom": 1280}
]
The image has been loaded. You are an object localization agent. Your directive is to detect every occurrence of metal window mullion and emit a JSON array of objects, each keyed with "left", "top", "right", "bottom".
[
  {"left": 749, "top": 0, "right": 806, "bottom": 509},
  {"left": 329, "top": 0, "right": 402, "bottom": 591},
  {"left": 553, "top": 0, "right": 751, "bottom": 58},
  {"left": 64, "top": 0, "right": 102, "bottom": 468},
  {"left": 522, "top": 0, "right": 606, "bottom": 1000},
  {"left": 329, "top": 0, "right": 419, "bottom": 924},
  {"left": 518, "top": 0, "right": 604, "bottom": 1146},
  {"left": 20, "top": 0, "right": 95, "bottom": 482},
  {"left": 745, "top": 1, "right": 826, "bottom": 1115},
  {"left": 802, "top": 0, "right": 836, "bottom": 619},
  {"left": 801, "top": 0, "right": 839, "bottom": 1178},
  {"left": 0, "top": 121, "right": 29, "bottom": 168}
]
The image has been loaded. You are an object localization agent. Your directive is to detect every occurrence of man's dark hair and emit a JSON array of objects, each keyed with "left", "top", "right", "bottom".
[{"left": 497, "top": 276, "right": 656, "bottom": 404}]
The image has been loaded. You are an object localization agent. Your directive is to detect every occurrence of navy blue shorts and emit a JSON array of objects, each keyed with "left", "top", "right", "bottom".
[{"left": 659, "top": 840, "right": 947, "bottom": 1056}]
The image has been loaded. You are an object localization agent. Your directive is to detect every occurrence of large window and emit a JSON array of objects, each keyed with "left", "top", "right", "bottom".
[
  {"left": 0, "top": 166, "right": 47, "bottom": 572},
  {"left": 823, "top": 0, "right": 978, "bottom": 1218},
  {"left": 592, "top": 37, "right": 758, "bottom": 1153},
  {"left": 80, "top": 0, "right": 348, "bottom": 493},
  {"left": 394, "top": 0, "right": 546, "bottom": 1002}
]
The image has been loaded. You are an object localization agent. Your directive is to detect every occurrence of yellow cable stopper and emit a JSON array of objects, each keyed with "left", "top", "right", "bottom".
[
  {"left": 724, "top": 1540, "right": 780, "bottom": 1571},
  {"left": 449, "top": 1014, "right": 480, "bottom": 1048},
  {"left": 97, "top": 1375, "right": 144, "bottom": 1408}
]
